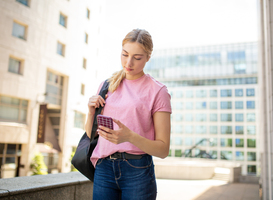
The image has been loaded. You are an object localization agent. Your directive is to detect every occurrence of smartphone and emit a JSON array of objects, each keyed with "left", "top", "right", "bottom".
[{"left": 97, "top": 114, "right": 113, "bottom": 130}]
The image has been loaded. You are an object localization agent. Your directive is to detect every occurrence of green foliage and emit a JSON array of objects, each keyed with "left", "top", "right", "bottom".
[
  {"left": 30, "top": 153, "right": 48, "bottom": 175},
  {"left": 70, "top": 151, "right": 78, "bottom": 172}
]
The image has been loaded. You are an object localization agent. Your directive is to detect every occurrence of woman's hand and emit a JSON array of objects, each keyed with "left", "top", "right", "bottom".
[
  {"left": 97, "top": 119, "right": 134, "bottom": 144},
  {"left": 87, "top": 94, "right": 108, "bottom": 115}
]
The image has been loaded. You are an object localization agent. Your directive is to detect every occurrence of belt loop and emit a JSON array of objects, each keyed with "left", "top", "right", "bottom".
[{"left": 122, "top": 152, "right": 125, "bottom": 160}]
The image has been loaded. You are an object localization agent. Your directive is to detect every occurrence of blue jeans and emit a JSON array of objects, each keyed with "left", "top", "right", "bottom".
[{"left": 93, "top": 154, "right": 157, "bottom": 200}]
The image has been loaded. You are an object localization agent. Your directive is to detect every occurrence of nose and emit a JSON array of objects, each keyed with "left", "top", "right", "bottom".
[{"left": 126, "top": 57, "right": 133, "bottom": 67}]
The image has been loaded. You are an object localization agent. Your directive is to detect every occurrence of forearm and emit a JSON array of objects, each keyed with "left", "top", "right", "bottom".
[
  {"left": 85, "top": 113, "right": 95, "bottom": 138},
  {"left": 129, "top": 131, "right": 170, "bottom": 159}
]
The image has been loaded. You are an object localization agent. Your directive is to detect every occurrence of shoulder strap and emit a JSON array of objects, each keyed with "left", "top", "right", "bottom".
[{"left": 90, "top": 80, "right": 109, "bottom": 141}]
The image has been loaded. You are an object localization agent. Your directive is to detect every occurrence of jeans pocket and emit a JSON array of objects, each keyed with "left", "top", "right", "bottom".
[
  {"left": 96, "top": 158, "right": 104, "bottom": 166},
  {"left": 125, "top": 156, "right": 152, "bottom": 169}
]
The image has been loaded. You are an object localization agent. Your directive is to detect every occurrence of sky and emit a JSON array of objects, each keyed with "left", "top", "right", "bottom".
[{"left": 98, "top": 0, "right": 259, "bottom": 79}]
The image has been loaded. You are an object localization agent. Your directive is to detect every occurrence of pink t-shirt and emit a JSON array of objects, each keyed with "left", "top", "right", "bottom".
[{"left": 91, "top": 74, "right": 172, "bottom": 167}]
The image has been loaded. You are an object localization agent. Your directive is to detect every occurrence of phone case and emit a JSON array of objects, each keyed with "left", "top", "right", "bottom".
[{"left": 97, "top": 114, "right": 113, "bottom": 130}]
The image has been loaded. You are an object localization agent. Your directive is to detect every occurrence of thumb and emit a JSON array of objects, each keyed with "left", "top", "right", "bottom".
[{"left": 113, "top": 118, "right": 123, "bottom": 128}]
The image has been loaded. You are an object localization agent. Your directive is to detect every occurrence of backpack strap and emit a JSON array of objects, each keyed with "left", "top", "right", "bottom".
[{"left": 90, "top": 80, "right": 109, "bottom": 141}]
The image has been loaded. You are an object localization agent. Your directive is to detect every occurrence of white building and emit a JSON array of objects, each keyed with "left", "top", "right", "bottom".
[
  {"left": 145, "top": 42, "right": 259, "bottom": 175},
  {"left": 0, "top": 0, "right": 105, "bottom": 178}
]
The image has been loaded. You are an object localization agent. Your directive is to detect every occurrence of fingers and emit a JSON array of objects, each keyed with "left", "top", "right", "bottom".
[
  {"left": 113, "top": 118, "right": 123, "bottom": 128},
  {"left": 88, "top": 95, "right": 106, "bottom": 108},
  {"left": 98, "top": 125, "right": 112, "bottom": 134}
]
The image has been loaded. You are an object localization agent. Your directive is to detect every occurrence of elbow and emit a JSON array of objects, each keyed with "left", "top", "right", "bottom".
[{"left": 158, "top": 150, "right": 169, "bottom": 159}]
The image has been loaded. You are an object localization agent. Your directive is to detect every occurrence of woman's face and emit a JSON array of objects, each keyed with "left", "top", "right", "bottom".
[{"left": 121, "top": 42, "right": 150, "bottom": 80}]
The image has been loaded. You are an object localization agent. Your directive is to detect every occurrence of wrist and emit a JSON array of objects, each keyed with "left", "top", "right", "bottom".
[{"left": 128, "top": 130, "right": 137, "bottom": 144}]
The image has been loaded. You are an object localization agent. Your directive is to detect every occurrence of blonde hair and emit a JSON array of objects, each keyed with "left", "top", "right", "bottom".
[{"left": 108, "top": 29, "right": 153, "bottom": 92}]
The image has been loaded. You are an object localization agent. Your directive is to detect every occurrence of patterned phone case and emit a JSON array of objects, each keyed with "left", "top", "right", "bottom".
[{"left": 97, "top": 114, "right": 113, "bottom": 130}]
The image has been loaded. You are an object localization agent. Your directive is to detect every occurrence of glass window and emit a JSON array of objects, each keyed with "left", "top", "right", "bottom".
[
  {"left": 221, "top": 89, "right": 232, "bottom": 97},
  {"left": 235, "top": 101, "right": 243, "bottom": 109},
  {"left": 59, "top": 13, "right": 67, "bottom": 27},
  {"left": 221, "top": 151, "right": 232, "bottom": 160},
  {"left": 196, "top": 126, "right": 206, "bottom": 134},
  {"left": 196, "top": 90, "right": 206, "bottom": 98},
  {"left": 221, "top": 138, "right": 232, "bottom": 147},
  {"left": 196, "top": 114, "right": 206, "bottom": 122},
  {"left": 0, "top": 144, "right": 4, "bottom": 154},
  {"left": 174, "top": 137, "right": 182, "bottom": 145},
  {"left": 83, "top": 58, "right": 87, "bottom": 69},
  {"left": 196, "top": 102, "right": 206, "bottom": 109},
  {"left": 247, "top": 126, "right": 256, "bottom": 135},
  {"left": 185, "top": 114, "right": 193, "bottom": 121},
  {"left": 7, "top": 144, "right": 16, "bottom": 155},
  {"left": 81, "top": 84, "right": 85, "bottom": 95},
  {"left": 236, "top": 126, "right": 244, "bottom": 135},
  {"left": 57, "top": 42, "right": 65, "bottom": 56},
  {"left": 247, "top": 113, "right": 256, "bottom": 122},
  {"left": 235, "top": 114, "right": 244, "bottom": 122},
  {"left": 247, "top": 139, "right": 256, "bottom": 148},
  {"left": 210, "top": 102, "right": 217, "bottom": 109},
  {"left": 247, "top": 101, "right": 255, "bottom": 109},
  {"left": 210, "top": 90, "right": 217, "bottom": 97},
  {"left": 210, "top": 126, "right": 217, "bottom": 134},
  {"left": 12, "top": 21, "right": 26, "bottom": 40},
  {"left": 235, "top": 139, "right": 244, "bottom": 147},
  {"left": 87, "top": 8, "right": 90, "bottom": 19},
  {"left": 210, "top": 114, "right": 217, "bottom": 122},
  {"left": 209, "top": 150, "right": 217, "bottom": 159},
  {"left": 16, "top": 0, "right": 29, "bottom": 6},
  {"left": 209, "top": 138, "right": 217, "bottom": 146},
  {"left": 235, "top": 89, "right": 243, "bottom": 97},
  {"left": 221, "top": 126, "right": 232, "bottom": 134},
  {"left": 246, "top": 89, "right": 255, "bottom": 96},
  {"left": 175, "top": 125, "right": 183, "bottom": 134},
  {"left": 247, "top": 165, "right": 256, "bottom": 174},
  {"left": 184, "top": 138, "right": 192, "bottom": 146},
  {"left": 8, "top": 57, "right": 23, "bottom": 75},
  {"left": 186, "top": 91, "right": 193, "bottom": 98},
  {"left": 185, "top": 102, "right": 193, "bottom": 110},
  {"left": 74, "top": 111, "right": 85, "bottom": 129},
  {"left": 247, "top": 152, "right": 256, "bottom": 161},
  {"left": 195, "top": 138, "right": 207, "bottom": 146},
  {"left": 175, "top": 102, "right": 183, "bottom": 110},
  {"left": 175, "top": 150, "right": 182, "bottom": 157},
  {"left": 221, "top": 101, "right": 232, "bottom": 109},
  {"left": 0, "top": 96, "right": 28, "bottom": 123},
  {"left": 185, "top": 126, "right": 193, "bottom": 134},
  {"left": 85, "top": 33, "right": 88, "bottom": 44},
  {"left": 221, "top": 114, "right": 232, "bottom": 122},
  {"left": 175, "top": 91, "right": 183, "bottom": 98},
  {"left": 236, "top": 151, "right": 244, "bottom": 161},
  {"left": 175, "top": 113, "right": 183, "bottom": 121}
]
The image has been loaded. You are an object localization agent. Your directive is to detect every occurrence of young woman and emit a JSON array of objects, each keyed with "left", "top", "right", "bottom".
[{"left": 85, "top": 29, "right": 172, "bottom": 200}]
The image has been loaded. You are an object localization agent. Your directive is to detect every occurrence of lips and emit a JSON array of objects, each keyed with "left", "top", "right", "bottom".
[{"left": 125, "top": 67, "right": 133, "bottom": 71}]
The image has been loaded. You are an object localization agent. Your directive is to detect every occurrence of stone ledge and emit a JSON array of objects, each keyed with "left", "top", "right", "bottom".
[{"left": 0, "top": 172, "right": 93, "bottom": 199}]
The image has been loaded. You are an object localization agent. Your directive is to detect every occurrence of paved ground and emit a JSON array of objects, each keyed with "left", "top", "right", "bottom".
[{"left": 156, "top": 179, "right": 260, "bottom": 200}]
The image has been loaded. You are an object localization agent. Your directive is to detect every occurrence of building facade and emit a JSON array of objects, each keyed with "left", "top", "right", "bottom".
[
  {"left": 0, "top": 0, "right": 105, "bottom": 178},
  {"left": 145, "top": 42, "right": 259, "bottom": 175}
]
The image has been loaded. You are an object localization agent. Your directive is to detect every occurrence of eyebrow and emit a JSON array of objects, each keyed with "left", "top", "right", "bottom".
[{"left": 122, "top": 49, "right": 144, "bottom": 56}]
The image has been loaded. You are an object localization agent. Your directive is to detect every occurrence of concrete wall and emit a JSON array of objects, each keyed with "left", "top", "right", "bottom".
[{"left": 0, "top": 172, "right": 93, "bottom": 200}]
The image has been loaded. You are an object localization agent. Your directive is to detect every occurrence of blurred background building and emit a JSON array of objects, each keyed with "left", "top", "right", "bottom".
[
  {"left": 0, "top": 0, "right": 105, "bottom": 178},
  {"left": 145, "top": 42, "right": 259, "bottom": 175}
]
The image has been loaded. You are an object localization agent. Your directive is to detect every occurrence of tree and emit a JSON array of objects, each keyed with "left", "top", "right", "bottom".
[
  {"left": 70, "top": 151, "right": 78, "bottom": 172},
  {"left": 30, "top": 153, "right": 48, "bottom": 175}
]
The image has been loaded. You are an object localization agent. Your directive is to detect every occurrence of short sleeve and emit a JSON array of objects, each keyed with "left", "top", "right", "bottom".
[
  {"left": 152, "top": 86, "right": 172, "bottom": 115},
  {"left": 96, "top": 81, "right": 104, "bottom": 95}
]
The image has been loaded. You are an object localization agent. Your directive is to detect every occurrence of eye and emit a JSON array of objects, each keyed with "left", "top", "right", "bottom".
[
  {"left": 122, "top": 54, "right": 128, "bottom": 57},
  {"left": 135, "top": 57, "right": 141, "bottom": 60}
]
